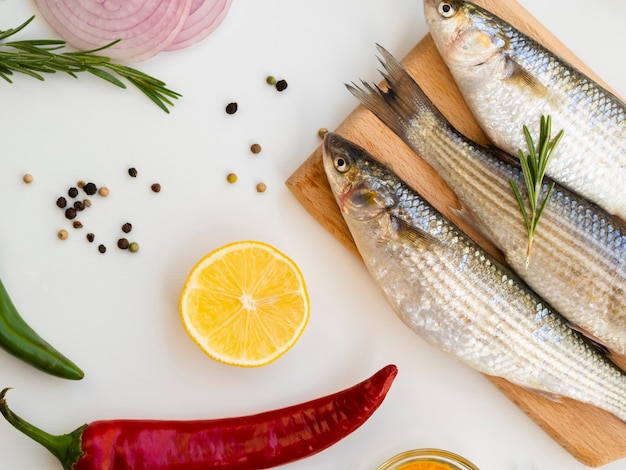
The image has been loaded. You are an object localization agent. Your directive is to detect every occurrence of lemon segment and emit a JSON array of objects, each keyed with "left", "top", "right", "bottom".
[{"left": 179, "top": 241, "right": 310, "bottom": 367}]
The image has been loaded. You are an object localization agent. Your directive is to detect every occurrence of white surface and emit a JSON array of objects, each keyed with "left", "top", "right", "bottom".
[{"left": 0, "top": 1, "right": 624, "bottom": 469}]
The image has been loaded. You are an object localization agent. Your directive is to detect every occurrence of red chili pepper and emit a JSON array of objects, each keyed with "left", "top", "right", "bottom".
[{"left": 0, "top": 364, "right": 397, "bottom": 469}]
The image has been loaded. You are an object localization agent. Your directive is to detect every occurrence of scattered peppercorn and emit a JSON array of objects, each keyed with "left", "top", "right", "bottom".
[
  {"left": 225, "top": 102, "right": 238, "bottom": 114},
  {"left": 128, "top": 167, "right": 138, "bottom": 178},
  {"left": 83, "top": 182, "right": 97, "bottom": 195},
  {"left": 98, "top": 244, "right": 107, "bottom": 254},
  {"left": 56, "top": 197, "right": 67, "bottom": 209},
  {"left": 256, "top": 182, "right": 267, "bottom": 193},
  {"left": 68, "top": 187, "right": 79, "bottom": 198},
  {"left": 22, "top": 174, "right": 33, "bottom": 184},
  {"left": 250, "top": 143, "right": 262, "bottom": 154},
  {"left": 73, "top": 201, "right": 85, "bottom": 211},
  {"left": 65, "top": 208, "right": 77, "bottom": 220},
  {"left": 98, "top": 186, "right": 109, "bottom": 197},
  {"left": 318, "top": 128, "right": 329, "bottom": 139},
  {"left": 77, "top": 180, "right": 85, "bottom": 188},
  {"left": 57, "top": 229, "right": 68, "bottom": 240},
  {"left": 266, "top": 75, "right": 277, "bottom": 85},
  {"left": 86, "top": 233, "right": 95, "bottom": 243},
  {"left": 129, "top": 242, "right": 140, "bottom": 253},
  {"left": 226, "top": 173, "right": 238, "bottom": 184},
  {"left": 121, "top": 223, "right": 133, "bottom": 233},
  {"left": 151, "top": 183, "right": 161, "bottom": 193},
  {"left": 275, "top": 79, "right": 288, "bottom": 92},
  {"left": 117, "top": 238, "right": 130, "bottom": 250},
  {"left": 72, "top": 221, "right": 83, "bottom": 229},
  {"left": 83, "top": 199, "right": 91, "bottom": 208}
]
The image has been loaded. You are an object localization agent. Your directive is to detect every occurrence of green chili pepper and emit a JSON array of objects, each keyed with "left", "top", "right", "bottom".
[{"left": 0, "top": 277, "right": 84, "bottom": 380}]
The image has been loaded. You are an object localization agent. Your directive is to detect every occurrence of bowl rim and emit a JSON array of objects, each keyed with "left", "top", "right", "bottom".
[{"left": 375, "top": 448, "right": 480, "bottom": 470}]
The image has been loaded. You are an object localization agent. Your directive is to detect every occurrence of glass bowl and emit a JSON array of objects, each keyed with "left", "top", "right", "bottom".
[{"left": 376, "top": 448, "right": 479, "bottom": 470}]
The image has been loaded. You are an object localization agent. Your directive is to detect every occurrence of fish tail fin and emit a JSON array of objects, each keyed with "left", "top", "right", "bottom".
[{"left": 346, "top": 44, "right": 450, "bottom": 142}]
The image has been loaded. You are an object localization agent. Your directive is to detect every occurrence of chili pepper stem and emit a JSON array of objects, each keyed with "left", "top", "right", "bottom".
[{"left": 0, "top": 388, "right": 84, "bottom": 470}]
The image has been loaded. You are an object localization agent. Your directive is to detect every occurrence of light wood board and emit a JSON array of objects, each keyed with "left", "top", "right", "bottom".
[{"left": 285, "top": 1, "right": 626, "bottom": 467}]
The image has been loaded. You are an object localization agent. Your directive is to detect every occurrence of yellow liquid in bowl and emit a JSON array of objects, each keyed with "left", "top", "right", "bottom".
[{"left": 397, "top": 462, "right": 455, "bottom": 470}]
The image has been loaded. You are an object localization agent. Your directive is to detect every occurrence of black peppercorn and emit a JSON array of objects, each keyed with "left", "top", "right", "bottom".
[
  {"left": 117, "top": 238, "right": 130, "bottom": 250},
  {"left": 86, "top": 233, "right": 95, "bottom": 243},
  {"left": 225, "top": 102, "right": 238, "bottom": 114},
  {"left": 65, "top": 208, "right": 77, "bottom": 220},
  {"left": 83, "top": 182, "right": 97, "bottom": 195},
  {"left": 73, "top": 201, "right": 85, "bottom": 211},
  {"left": 128, "top": 167, "right": 138, "bottom": 178},
  {"left": 68, "top": 187, "right": 79, "bottom": 198},
  {"left": 275, "top": 79, "right": 288, "bottom": 92},
  {"left": 56, "top": 197, "right": 67, "bottom": 208},
  {"left": 98, "top": 244, "right": 106, "bottom": 254},
  {"left": 122, "top": 222, "right": 133, "bottom": 233},
  {"left": 151, "top": 183, "right": 161, "bottom": 193}
]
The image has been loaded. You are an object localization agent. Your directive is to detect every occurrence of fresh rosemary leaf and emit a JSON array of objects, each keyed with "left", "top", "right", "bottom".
[
  {"left": 0, "top": 16, "right": 180, "bottom": 112},
  {"left": 510, "top": 115, "right": 564, "bottom": 266}
]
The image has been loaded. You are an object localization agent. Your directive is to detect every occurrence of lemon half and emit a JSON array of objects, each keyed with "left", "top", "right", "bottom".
[{"left": 179, "top": 241, "right": 310, "bottom": 367}]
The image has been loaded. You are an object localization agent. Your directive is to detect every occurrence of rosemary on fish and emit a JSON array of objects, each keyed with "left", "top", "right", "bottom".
[
  {"left": 510, "top": 115, "right": 564, "bottom": 266},
  {"left": 0, "top": 16, "right": 180, "bottom": 113}
]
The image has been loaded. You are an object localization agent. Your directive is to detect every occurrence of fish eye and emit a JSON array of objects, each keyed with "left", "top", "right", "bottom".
[
  {"left": 438, "top": 1, "right": 457, "bottom": 18},
  {"left": 334, "top": 154, "right": 350, "bottom": 173}
]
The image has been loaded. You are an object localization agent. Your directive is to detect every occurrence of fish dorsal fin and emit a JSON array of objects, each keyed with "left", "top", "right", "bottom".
[
  {"left": 566, "top": 320, "right": 611, "bottom": 356},
  {"left": 522, "top": 387, "right": 563, "bottom": 403},
  {"left": 391, "top": 215, "right": 441, "bottom": 250},
  {"left": 504, "top": 57, "right": 548, "bottom": 98},
  {"left": 486, "top": 144, "right": 521, "bottom": 168}
]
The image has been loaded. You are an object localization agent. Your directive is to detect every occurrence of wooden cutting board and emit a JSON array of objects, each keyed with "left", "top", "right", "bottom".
[{"left": 285, "top": 0, "right": 626, "bottom": 467}]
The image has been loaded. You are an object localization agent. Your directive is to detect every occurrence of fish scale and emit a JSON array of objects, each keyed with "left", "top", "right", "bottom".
[
  {"left": 322, "top": 131, "right": 626, "bottom": 422},
  {"left": 346, "top": 45, "right": 626, "bottom": 356},
  {"left": 424, "top": 0, "right": 626, "bottom": 219}
]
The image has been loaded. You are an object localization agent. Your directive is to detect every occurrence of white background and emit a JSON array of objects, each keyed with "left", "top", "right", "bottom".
[{"left": 0, "top": 1, "right": 625, "bottom": 469}]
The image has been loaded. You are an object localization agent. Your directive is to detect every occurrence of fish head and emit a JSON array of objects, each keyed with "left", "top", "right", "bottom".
[
  {"left": 424, "top": 0, "right": 507, "bottom": 69},
  {"left": 322, "top": 132, "right": 397, "bottom": 222}
]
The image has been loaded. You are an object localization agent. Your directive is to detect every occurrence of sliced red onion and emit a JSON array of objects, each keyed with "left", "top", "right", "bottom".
[
  {"left": 33, "top": 0, "right": 193, "bottom": 62},
  {"left": 165, "top": 0, "right": 232, "bottom": 51}
]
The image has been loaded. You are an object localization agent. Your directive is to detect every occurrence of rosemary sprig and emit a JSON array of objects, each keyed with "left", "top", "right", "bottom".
[
  {"left": 0, "top": 16, "right": 181, "bottom": 113},
  {"left": 510, "top": 115, "right": 564, "bottom": 267}
]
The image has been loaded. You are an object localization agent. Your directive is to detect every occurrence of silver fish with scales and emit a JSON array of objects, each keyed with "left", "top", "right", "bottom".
[
  {"left": 424, "top": 0, "right": 626, "bottom": 220},
  {"left": 346, "top": 45, "right": 626, "bottom": 356},
  {"left": 322, "top": 131, "right": 626, "bottom": 422}
]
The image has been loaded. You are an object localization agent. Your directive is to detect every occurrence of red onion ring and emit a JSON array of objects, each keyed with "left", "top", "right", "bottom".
[
  {"left": 165, "top": 0, "right": 232, "bottom": 51},
  {"left": 33, "top": 0, "right": 193, "bottom": 62}
]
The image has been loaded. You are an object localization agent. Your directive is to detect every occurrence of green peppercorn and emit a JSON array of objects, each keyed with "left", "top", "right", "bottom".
[
  {"left": 129, "top": 242, "right": 139, "bottom": 253},
  {"left": 266, "top": 75, "right": 277, "bottom": 85},
  {"left": 227, "top": 173, "right": 238, "bottom": 184}
]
